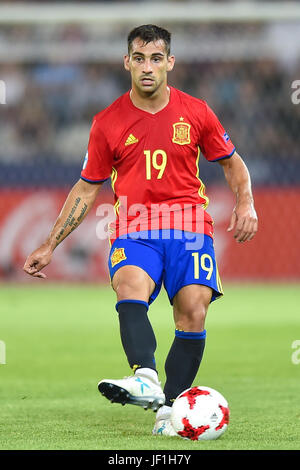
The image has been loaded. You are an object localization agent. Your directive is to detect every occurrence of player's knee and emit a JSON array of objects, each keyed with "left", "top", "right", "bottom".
[
  {"left": 113, "top": 277, "right": 143, "bottom": 299},
  {"left": 175, "top": 304, "right": 208, "bottom": 332},
  {"left": 112, "top": 266, "right": 154, "bottom": 302},
  {"left": 114, "top": 282, "right": 145, "bottom": 301},
  {"left": 173, "top": 284, "right": 212, "bottom": 331}
]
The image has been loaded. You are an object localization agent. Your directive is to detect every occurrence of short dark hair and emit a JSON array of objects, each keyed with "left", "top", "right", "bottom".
[{"left": 127, "top": 24, "right": 171, "bottom": 56}]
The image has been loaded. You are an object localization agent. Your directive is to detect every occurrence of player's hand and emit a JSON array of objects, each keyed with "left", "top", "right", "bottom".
[
  {"left": 227, "top": 201, "right": 258, "bottom": 243},
  {"left": 23, "top": 243, "right": 53, "bottom": 279}
]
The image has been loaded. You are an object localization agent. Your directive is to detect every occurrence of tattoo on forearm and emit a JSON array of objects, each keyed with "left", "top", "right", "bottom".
[
  {"left": 55, "top": 198, "right": 88, "bottom": 242},
  {"left": 77, "top": 203, "right": 88, "bottom": 223}
]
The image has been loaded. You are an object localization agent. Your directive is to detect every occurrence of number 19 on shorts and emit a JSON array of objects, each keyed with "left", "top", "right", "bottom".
[{"left": 192, "top": 253, "right": 213, "bottom": 280}]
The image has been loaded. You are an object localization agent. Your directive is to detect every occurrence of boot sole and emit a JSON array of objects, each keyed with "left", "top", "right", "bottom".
[{"left": 98, "top": 381, "right": 165, "bottom": 412}]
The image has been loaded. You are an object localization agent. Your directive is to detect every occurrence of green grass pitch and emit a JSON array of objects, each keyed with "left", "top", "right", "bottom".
[{"left": 1, "top": 283, "right": 299, "bottom": 450}]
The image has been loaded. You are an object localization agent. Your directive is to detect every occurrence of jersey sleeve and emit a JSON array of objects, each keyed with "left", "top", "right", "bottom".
[
  {"left": 199, "top": 104, "right": 235, "bottom": 162},
  {"left": 81, "top": 117, "right": 113, "bottom": 183}
]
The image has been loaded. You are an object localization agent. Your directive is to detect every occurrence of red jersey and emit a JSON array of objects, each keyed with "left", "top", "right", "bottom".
[{"left": 81, "top": 86, "right": 235, "bottom": 242}]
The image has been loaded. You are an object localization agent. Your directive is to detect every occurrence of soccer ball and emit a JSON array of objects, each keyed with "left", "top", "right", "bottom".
[{"left": 170, "top": 386, "right": 230, "bottom": 441}]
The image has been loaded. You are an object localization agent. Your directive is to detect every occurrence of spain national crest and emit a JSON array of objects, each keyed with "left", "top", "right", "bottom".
[
  {"left": 111, "top": 247, "right": 127, "bottom": 267},
  {"left": 172, "top": 120, "right": 191, "bottom": 145}
]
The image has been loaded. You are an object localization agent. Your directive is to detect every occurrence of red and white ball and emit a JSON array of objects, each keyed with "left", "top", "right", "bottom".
[{"left": 171, "top": 386, "right": 230, "bottom": 441}]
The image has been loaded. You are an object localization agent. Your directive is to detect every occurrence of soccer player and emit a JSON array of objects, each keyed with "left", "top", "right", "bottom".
[{"left": 23, "top": 25, "right": 258, "bottom": 436}]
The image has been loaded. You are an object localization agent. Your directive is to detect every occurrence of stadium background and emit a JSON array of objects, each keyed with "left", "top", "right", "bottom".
[{"left": 0, "top": 0, "right": 300, "bottom": 284}]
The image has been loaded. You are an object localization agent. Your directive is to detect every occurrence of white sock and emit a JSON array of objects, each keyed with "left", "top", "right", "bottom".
[
  {"left": 156, "top": 405, "right": 172, "bottom": 419},
  {"left": 135, "top": 367, "right": 159, "bottom": 383}
]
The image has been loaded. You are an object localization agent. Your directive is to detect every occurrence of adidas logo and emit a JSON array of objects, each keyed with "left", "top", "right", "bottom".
[{"left": 125, "top": 134, "right": 138, "bottom": 146}]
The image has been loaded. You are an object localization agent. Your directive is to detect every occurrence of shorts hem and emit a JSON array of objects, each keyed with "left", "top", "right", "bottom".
[{"left": 167, "top": 282, "right": 223, "bottom": 305}]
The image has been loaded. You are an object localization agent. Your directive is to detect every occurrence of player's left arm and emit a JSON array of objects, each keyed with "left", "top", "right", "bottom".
[{"left": 218, "top": 151, "right": 258, "bottom": 243}]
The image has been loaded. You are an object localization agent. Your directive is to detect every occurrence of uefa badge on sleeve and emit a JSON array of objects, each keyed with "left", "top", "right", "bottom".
[
  {"left": 223, "top": 132, "right": 230, "bottom": 143},
  {"left": 0, "top": 80, "right": 6, "bottom": 105},
  {"left": 82, "top": 151, "right": 89, "bottom": 170}
]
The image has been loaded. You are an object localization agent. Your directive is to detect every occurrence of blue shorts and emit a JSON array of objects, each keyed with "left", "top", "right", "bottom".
[{"left": 108, "top": 230, "right": 223, "bottom": 305}]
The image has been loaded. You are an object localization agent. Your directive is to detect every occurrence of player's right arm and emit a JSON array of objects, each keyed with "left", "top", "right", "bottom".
[{"left": 23, "top": 178, "right": 103, "bottom": 279}]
